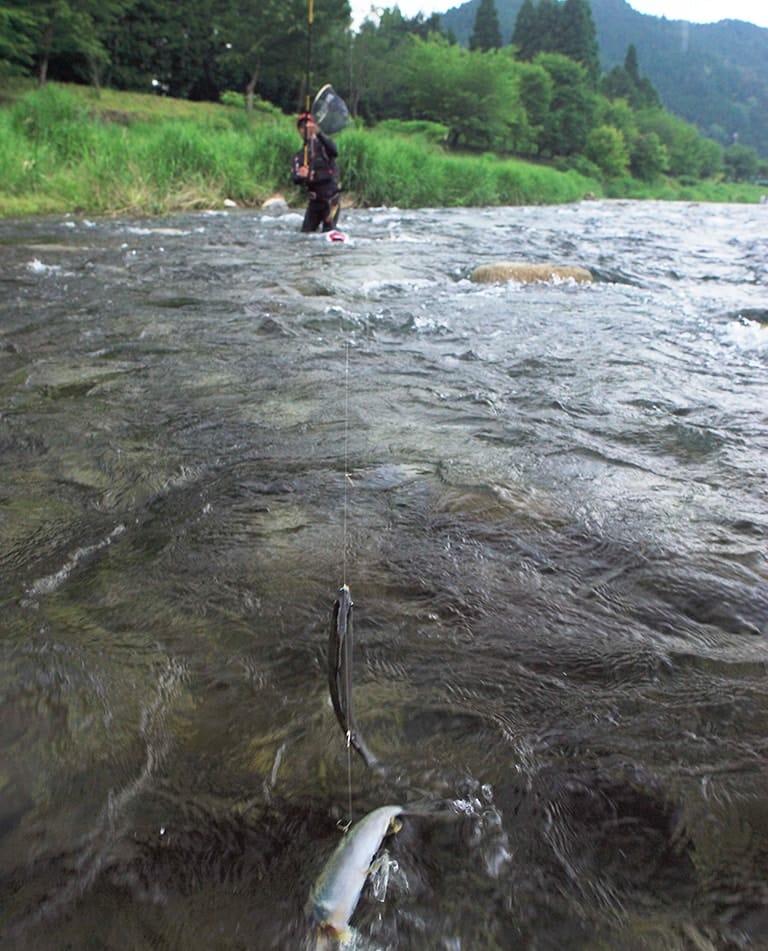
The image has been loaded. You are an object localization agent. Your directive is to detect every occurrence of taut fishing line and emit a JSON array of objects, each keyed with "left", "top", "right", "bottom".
[
  {"left": 328, "top": 347, "right": 379, "bottom": 782},
  {"left": 343, "top": 342, "right": 351, "bottom": 586},
  {"left": 342, "top": 342, "right": 353, "bottom": 829}
]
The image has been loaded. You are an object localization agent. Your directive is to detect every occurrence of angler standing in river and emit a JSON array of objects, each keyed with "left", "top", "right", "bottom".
[{"left": 291, "top": 111, "right": 341, "bottom": 233}]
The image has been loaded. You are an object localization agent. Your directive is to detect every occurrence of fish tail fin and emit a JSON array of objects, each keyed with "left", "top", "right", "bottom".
[{"left": 310, "top": 921, "right": 353, "bottom": 950}]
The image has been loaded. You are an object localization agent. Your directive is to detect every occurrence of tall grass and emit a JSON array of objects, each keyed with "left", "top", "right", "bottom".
[
  {"left": 0, "top": 83, "right": 763, "bottom": 218},
  {"left": 0, "top": 86, "right": 301, "bottom": 215},
  {"left": 339, "top": 131, "right": 596, "bottom": 207}
]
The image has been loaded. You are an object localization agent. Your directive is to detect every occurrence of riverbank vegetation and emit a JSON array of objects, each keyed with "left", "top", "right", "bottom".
[{"left": 0, "top": 81, "right": 764, "bottom": 219}]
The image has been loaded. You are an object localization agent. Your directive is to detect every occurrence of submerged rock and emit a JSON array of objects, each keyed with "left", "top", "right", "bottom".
[
  {"left": 262, "top": 193, "right": 290, "bottom": 216},
  {"left": 471, "top": 261, "right": 593, "bottom": 284}
]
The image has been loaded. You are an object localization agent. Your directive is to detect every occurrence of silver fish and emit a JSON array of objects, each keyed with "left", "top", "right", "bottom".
[
  {"left": 328, "top": 584, "right": 378, "bottom": 769},
  {"left": 306, "top": 804, "right": 403, "bottom": 946}
]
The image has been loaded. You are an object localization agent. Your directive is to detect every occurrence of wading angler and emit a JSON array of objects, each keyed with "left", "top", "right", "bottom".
[{"left": 292, "top": 112, "right": 341, "bottom": 234}]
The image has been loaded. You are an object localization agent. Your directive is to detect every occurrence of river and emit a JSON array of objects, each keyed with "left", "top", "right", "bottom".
[{"left": 1, "top": 200, "right": 767, "bottom": 950}]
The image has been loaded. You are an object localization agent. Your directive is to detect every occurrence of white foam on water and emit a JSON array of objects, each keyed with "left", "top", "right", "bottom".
[
  {"left": 723, "top": 318, "right": 768, "bottom": 351},
  {"left": 26, "top": 258, "right": 62, "bottom": 275},
  {"left": 22, "top": 524, "right": 126, "bottom": 603}
]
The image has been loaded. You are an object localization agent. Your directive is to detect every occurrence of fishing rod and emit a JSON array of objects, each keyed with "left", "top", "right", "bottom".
[
  {"left": 302, "top": 2, "right": 351, "bottom": 162},
  {"left": 303, "top": 0, "right": 314, "bottom": 167}
]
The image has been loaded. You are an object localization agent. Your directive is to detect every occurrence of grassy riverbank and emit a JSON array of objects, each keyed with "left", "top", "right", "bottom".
[{"left": 0, "top": 82, "right": 763, "bottom": 218}]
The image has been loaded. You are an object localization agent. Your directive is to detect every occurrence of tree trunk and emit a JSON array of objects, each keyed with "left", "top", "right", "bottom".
[
  {"left": 245, "top": 66, "right": 260, "bottom": 114},
  {"left": 37, "top": 18, "right": 55, "bottom": 86},
  {"left": 88, "top": 57, "right": 103, "bottom": 95}
]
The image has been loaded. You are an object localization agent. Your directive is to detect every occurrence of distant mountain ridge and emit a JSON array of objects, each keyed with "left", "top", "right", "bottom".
[{"left": 439, "top": 0, "right": 768, "bottom": 156}]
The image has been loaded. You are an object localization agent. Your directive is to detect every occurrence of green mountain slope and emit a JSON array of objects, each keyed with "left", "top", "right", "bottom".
[{"left": 440, "top": 0, "right": 768, "bottom": 155}]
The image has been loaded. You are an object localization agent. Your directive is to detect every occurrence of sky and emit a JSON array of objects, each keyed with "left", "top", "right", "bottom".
[{"left": 349, "top": 0, "right": 768, "bottom": 30}]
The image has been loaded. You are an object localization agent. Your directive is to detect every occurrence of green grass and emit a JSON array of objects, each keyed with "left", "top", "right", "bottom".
[
  {"left": 0, "top": 81, "right": 764, "bottom": 218},
  {"left": 601, "top": 174, "right": 767, "bottom": 202},
  {"left": 334, "top": 130, "right": 597, "bottom": 208},
  {"left": 0, "top": 84, "right": 299, "bottom": 215}
]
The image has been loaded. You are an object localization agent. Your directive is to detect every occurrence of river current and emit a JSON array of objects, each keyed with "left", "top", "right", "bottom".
[{"left": 1, "top": 201, "right": 767, "bottom": 950}]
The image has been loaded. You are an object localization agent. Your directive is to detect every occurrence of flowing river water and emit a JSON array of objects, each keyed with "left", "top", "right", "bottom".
[{"left": 1, "top": 200, "right": 767, "bottom": 950}]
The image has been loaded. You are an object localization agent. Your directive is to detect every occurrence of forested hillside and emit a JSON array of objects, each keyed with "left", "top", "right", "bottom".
[{"left": 441, "top": 0, "right": 768, "bottom": 156}]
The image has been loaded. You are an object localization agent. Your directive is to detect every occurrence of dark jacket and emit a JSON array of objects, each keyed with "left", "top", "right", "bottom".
[{"left": 292, "top": 132, "right": 339, "bottom": 201}]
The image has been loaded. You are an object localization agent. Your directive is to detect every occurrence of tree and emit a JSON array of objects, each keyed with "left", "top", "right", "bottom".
[
  {"left": 350, "top": 8, "right": 448, "bottom": 122},
  {"left": 350, "top": 8, "right": 412, "bottom": 122},
  {"left": 304, "top": 0, "right": 354, "bottom": 107},
  {"left": 624, "top": 43, "right": 639, "bottom": 83},
  {"left": 723, "top": 142, "right": 758, "bottom": 182},
  {"left": 510, "top": 0, "right": 537, "bottom": 61},
  {"left": 469, "top": 0, "right": 502, "bottom": 53},
  {"left": 601, "top": 44, "right": 660, "bottom": 110},
  {"left": 535, "top": 52, "right": 596, "bottom": 157},
  {"left": 0, "top": 2, "right": 39, "bottom": 74},
  {"left": 348, "top": 19, "right": 376, "bottom": 117},
  {"left": 12, "top": 0, "right": 129, "bottom": 88},
  {"left": 403, "top": 36, "right": 523, "bottom": 151},
  {"left": 630, "top": 131, "right": 669, "bottom": 181},
  {"left": 104, "top": 0, "right": 220, "bottom": 98},
  {"left": 638, "top": 109, "right": 722, "bottom": 178},
  {"left": 516, "top": 60, "right": 553, "bottom": 154},
  {"left": 511, "top": 0, "right": 564, "bottom": 60},
  {"left": 535, "top": 0, "right": 561, "bottom": 49},
  {"left": 696, "top": 136, "right": 724, "bottom": 178},
  {"left": 214, "top": 0, "right": 306, "bottom": 111},
  {"left": 510, "top": 0, "right": 598, "bottom": 80},
  {"left": 103, "top": 0, "right": 175, "bottom": 92},
  {"left": 597, "top": 96, "right": 636, "bottom": 142},
  {"left": 601, "top": 64, "right": 633, "bottom": 103},
  {"left": 559, "top": 0, "right": 599, "bottom": 82}
]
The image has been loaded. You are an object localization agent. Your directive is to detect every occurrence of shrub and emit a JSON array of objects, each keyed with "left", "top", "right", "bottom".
[
  {"left": 585, "top": 124, "right": 629, "bottom": 177},
  {"left": 630, "top": 131, "right": 669, "bottom": 181}
]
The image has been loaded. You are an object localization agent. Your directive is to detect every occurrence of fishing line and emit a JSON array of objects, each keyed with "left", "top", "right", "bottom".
[
  {"left": 328, "top": 348, "right": 382, "bottom": 826},
  {"left": 342, "top": 341, "right": 353, "bottom": 830},
  {"left": 343, "top": 341, "right": 351, "bottom": 585}
]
